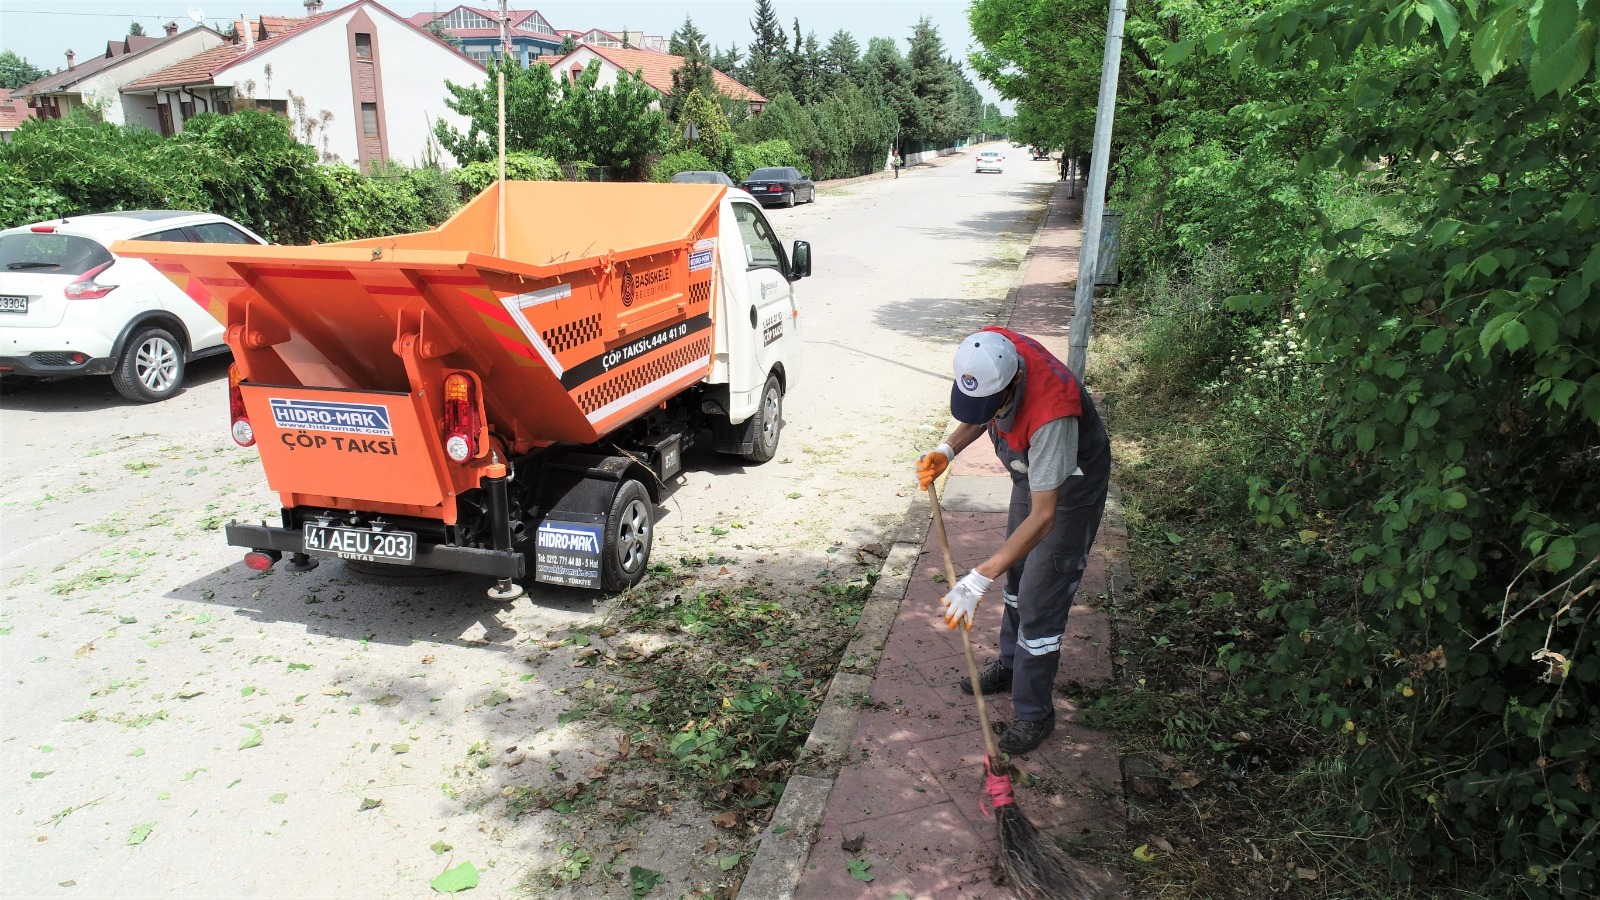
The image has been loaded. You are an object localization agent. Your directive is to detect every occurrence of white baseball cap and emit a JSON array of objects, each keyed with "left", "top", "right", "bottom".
[{"left": 950, "top": 331, "right": 1019, "bottom": 424}]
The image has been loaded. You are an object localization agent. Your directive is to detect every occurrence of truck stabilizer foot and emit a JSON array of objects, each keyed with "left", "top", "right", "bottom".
[
  {"left": 284, "top": 553, "right": 320, "bottom": 573},
  {"left": 488, "top": 579, "right": 525, "bottom": 602}
]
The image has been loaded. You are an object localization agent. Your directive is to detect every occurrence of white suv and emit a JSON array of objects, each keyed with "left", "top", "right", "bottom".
[{"left": 0, "top": 211, "right": 266, "bottom": 402}]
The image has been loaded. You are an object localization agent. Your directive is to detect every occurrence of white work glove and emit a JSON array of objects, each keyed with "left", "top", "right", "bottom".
[{"left": 941, "top": 568, "right": 993, "bottom": 630}]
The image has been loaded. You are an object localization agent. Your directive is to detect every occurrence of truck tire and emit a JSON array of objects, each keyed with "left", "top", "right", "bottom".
[
  {"left": 743, "top": 374, "right": 783, "bottom": 463},
  {"left": 113, "top": 326, "right": 185, "bottom": 403},
  {"left": 601, "top": 480, "right": 654, "bottom": 593}
]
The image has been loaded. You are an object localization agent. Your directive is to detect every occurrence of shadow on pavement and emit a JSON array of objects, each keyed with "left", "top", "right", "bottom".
[
  {"left": 0, "top": 355, "right": 231, "bottom": 413},
  {"left": 871, "top": 295, "right": 1009, "bottom": 344}
]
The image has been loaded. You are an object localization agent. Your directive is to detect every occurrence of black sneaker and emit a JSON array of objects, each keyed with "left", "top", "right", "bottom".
[
  {"left": 959, "top": 659, "right": 1013, "bottom": 696},
  {"left": 998, "top": 714, "right": 1056, "bottom": 754}
]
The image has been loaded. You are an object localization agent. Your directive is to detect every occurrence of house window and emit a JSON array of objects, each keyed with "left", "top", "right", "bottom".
[
  {"left": 215, "top": 99, "right": 232, "bottom": 114},
  {"left": 355, "top": 32, "right": 372, "bottom": 59},
  {"left": 362, "top": 102, "right": 378, "bottom": 137},
  {"left": 179, "top": 99, "right": 195, "bottom": 120},
  {"left": 440, "top": 9, "right": 493, "bottom": 29},
  {"left": 468, "top": 49, "right": 493, "bottom": 65}
]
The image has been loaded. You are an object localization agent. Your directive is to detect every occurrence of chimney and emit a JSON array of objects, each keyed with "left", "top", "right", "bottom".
[
  {"left": 164, "top": 21, "right": 179, "bottom": 37},
  {"left": 65, "top": 50, "right": 75, "bottom": 69},
  {"left": 245, "top": 26, "right": 254, "bottom": 50},
  {"left": 304, "top": 0, "right": 324, "bottom": 13}
]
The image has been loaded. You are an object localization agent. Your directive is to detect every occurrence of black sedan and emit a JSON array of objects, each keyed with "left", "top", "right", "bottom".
[{"left": 739, "top": 167, "right": 815, "bottom": 208}]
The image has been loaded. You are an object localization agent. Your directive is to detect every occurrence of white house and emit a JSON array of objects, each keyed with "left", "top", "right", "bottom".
[
  {"left": 120, "top": 1, "right": 485, "bottom": 170},
  {"left": 18, "top": 25, "right": 226, "bottom": 127}
]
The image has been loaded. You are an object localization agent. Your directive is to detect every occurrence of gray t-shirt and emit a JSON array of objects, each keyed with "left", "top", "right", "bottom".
[{"left": 1025, "top": 417, "right": 1080, "bottom": 492}]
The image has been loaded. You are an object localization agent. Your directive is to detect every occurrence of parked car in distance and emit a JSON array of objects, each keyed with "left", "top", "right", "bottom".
[
  {"left": 1032, "top": 147, "right": 1051, "bottom": 160},
  {"left": 739, "top": 167, "right": 815, "bottom": 208},
  {"left": 0, "top": 210, "right": 267, "bottom": 402},
  {"left": 668, "top": 170, "right": 737, "bottom": 186},
  {"left": 975, "top": 150, "right": 1006, "bottom": 174}
]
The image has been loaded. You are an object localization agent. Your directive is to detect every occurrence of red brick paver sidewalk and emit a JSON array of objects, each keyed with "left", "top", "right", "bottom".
[{"left": 792, "top": 181, "right": 1126, "bottom": 898}]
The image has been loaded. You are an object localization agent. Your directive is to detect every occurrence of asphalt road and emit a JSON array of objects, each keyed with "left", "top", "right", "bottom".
[{"left": 0, "top": 146, "right": 1056, "bottom": 897}]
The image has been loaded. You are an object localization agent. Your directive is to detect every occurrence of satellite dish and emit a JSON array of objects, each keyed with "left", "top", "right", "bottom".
[{"left": 188, "top": 7, "right": 205, "bottom": 23}]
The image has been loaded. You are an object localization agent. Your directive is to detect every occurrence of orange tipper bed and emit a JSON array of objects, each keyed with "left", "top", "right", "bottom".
[{"left": 115, "top": 181, "right": 723, "bottom": 451}]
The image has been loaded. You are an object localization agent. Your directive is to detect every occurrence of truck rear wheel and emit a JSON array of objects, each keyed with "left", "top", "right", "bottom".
[
  {"left": 601, "top": 480, "right": 654, "bottom": 592},
  {"left": 743, "top": 374, "right": 783, "bottom": 463}
]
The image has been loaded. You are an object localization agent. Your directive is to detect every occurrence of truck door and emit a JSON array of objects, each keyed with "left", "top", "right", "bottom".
[{"left": 729, "top": 201, "right": 792, "bottom": 415}]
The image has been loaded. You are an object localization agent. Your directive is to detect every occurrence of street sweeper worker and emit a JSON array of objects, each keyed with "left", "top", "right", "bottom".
[{"left": 916, "top": 327, "right": 1111, "bottom": 753}]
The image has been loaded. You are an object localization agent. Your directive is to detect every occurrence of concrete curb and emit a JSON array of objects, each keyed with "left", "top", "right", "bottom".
[{"left": 735, "top": 173, "right": 1058, "bottom": 900}]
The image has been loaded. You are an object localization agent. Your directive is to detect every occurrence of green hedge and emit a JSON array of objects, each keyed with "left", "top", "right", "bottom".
[
  {"left": 649, "top": 149, "right": 717, "bottom": 183},
  {"left": 729, "top": 140, "right": 808, "bottom": 183}
]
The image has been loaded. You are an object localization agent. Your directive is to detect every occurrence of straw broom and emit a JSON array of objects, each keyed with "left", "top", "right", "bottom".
[{"left": 928, "top": 484, "right": 1096, "bottom": 900}]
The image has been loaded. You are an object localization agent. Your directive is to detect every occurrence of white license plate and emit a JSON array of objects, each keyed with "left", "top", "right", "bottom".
[
  {"left": 0, "top": 295, "right": 26, "bottom": 313},
  {"left": 302, "top": 524, "right": 416, "bottom": 563}
]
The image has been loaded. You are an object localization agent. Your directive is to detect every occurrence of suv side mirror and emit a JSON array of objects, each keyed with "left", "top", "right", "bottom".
[{"left": 789, "top": 240, "right": 811, "bottom": 280}]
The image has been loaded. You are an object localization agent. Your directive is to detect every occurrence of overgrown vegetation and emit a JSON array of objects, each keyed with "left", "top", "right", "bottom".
[
  {"left": 974, "top": 1, "right": 1599, "bottom": 897},
  {"left": 0, "top": 110, "right": 459, "bottom": 241}
]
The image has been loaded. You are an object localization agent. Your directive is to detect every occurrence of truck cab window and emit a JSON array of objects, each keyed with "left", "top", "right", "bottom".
[{"left": 732, "top": 203, "right": 784, "bottom": 273}]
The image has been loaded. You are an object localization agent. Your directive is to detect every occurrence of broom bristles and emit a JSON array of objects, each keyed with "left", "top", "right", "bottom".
[{"left": 995, "top": 803, "right": 1099, "bottom": 900}]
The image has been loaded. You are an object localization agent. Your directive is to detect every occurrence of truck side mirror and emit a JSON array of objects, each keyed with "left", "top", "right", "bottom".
[{"left": 789, "top": 240, "right": 811, "bottom": 280}]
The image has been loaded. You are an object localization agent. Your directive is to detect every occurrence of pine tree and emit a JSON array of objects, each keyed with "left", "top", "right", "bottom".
[
  {"left": 822, "top": 30, "right": 860, "bottom": 91},
  {"left": 668, "top": 15, "right": 708, "bottom": 59},
  {"left": 665, "top": 54, "right": 718, "bottom": 123},
  {"left": 0, "top": 50, "right": 49, "bottom": 90},
  {"left": 744, "top": 0, "right": 788, "bottom": 98},
  {"left": 129, "top": 21, "right": 146, "bottom": 36}
]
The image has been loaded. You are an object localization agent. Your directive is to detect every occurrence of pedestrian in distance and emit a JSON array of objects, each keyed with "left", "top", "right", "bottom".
[{"left": 916, "top": 328, "right": 1111, "bottom": 753}]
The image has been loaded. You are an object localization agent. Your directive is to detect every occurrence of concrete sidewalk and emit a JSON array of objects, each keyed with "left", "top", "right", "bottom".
[{"left": 764, "top": 180, "right": 1128, "bottom": 899}]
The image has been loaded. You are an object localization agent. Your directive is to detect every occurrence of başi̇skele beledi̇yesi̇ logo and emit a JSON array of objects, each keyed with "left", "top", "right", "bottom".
[{"left": 269, "top": 398, "right": 399, "bottom": 454}]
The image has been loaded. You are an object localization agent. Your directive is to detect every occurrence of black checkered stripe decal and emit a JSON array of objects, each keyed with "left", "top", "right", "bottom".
[
  {"left": 575, "top": 336, "right": 711, "bottom": 414},
  {"left": 541, "top": 314, "right": 602, "bottom": 355},
  {"left": 687, "top": 280, "right": 711, "bottom": 305}
]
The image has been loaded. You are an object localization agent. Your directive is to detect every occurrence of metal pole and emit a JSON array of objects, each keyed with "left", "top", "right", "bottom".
[
  {"left": 496, "top": 0, "right": 508, "bottom": 257},
  {"left": 1065, "top": 0, "right": 1126, "bottom": 380}
]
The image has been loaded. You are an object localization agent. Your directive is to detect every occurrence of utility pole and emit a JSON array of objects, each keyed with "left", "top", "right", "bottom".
[
  {"left": 1065, "top": 0, "right": 1126, "bottom": 379},
  {"left": 496, "top": 0, "right": 509, "bottom": 257}
]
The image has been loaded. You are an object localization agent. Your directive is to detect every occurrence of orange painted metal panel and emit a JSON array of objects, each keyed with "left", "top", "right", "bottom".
[{"left": 241, "top": 384, "right": 448, "bottom": 508}]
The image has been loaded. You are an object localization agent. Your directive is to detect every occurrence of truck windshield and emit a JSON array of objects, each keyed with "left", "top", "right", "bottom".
[{"left": 0, "top": 233, "right": 114, "bottom": 276}]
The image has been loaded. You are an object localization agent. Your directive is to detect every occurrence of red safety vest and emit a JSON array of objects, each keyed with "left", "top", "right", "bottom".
[{"left": 981, "top": 326, "right": 1083, "bottom": 454}]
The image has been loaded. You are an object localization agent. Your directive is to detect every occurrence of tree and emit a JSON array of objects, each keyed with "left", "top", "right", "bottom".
[
  {"left": 744, "top": 0, "right": 788, "bottom": 98},
  {"left": 0, "top": 50, "right": 49, "bottom": 90},
  {"left": 905, "top": 18, "right": 959, "bottom": 144},
  {"left": 129, "top": 21, "right": 146, "bottom": 37},
  {"left": 558, "top": 34, "right": 577, "bottom": 54},
  {"left": 821, "top": 30, "right": 860, "bottom": 92},
  {"left": 670, "top": 87, "right": 733, "bottom": 170},
  {"left": 860, "top": 37, "right": 920, "bottom": 146},
  {"left": 710, "top": 44, "right": 743, "bottom": 76},
  {"left": 664, "top": 53, "right": 717, "bottom": 123},
  {"left": 435, "top": 59, "right": 568, "bottom": 165},
  {"left": 555, "top": 62, "right": 665, "bottom": 179},
  {"left": 422, "top": 14, "right": 461, "bottom": 50},
  {"left": 668, "top": 14, "right": 708, "bottom": 59}
]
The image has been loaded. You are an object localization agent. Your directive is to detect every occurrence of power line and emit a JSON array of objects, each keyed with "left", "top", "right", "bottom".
[{"left": 1, "top": 10, "right": 182, "bottom": 18}]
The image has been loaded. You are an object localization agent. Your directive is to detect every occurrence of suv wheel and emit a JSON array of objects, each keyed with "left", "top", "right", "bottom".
[{"left": 113, "top": 326, "right": 185, "bottom": 402}]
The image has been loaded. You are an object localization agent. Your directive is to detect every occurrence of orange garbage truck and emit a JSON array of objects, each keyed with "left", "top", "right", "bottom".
[{"left": 114, "top": 182, "right": 809, "bottom": 596}]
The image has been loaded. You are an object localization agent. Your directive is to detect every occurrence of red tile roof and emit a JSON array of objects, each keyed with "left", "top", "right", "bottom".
[
  {"left": 123, "top": 15, "right": 329, "bottom": 91},
  {"left": 0, "top": 89, "right": 37, "bottom": 131},
  {"left": 576, "top": 46, "right": 765, "bottom": 103}
]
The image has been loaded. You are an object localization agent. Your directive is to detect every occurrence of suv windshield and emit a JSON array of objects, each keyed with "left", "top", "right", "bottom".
[
  {"left": 748, "top": 168, "right": 788, "bottom": 180},
  {"left": 0, "top": 233, "right": 114, "bottom": 276}
]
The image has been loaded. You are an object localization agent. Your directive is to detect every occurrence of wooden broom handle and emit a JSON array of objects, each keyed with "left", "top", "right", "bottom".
[{"left": 928, "top": 485, "right": 1002, "bottom": 764}]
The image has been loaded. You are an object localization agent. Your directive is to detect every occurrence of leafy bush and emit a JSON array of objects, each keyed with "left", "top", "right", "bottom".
[
  {"left": 649, "top": 149, "right": 716, "bottom": 183},
  {"left": 0, "top": 111, "right": 458, "bottom": 243},
  {"left": 448, "top": 152, "right": 563, "bottom": 199},
  {"left": 728, "top": 140, "right": 807, "bottom": 183}
]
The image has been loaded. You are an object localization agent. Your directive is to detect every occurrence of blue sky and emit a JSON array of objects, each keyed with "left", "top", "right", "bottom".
[{"left": 0, "top": 0, "right": 1007, "bottom": 108}]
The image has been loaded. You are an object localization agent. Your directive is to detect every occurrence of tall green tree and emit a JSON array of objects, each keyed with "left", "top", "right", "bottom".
[
  {"left": 128, "top": 21, "right": 146, "bottom": 36},
  {"left": 860, "top": 36, "right": 921, "bottom": 145},
  {"left": 710, "top": 44, "right": 743, "bottom": 76},
  {"left": 821, "top": 30, "right": 861, "bottom": 92},
  {"left": 556, "top": 62, "right": 666, "bottom": 179},
  {"left": 668, "top": 14, "right": 708, "bottom": 58},
  {"left": 905, "top": 18, "right": 959, "bottom": 143},
  {"left": 0, "top": 49, "right": 48, "bottom": 90},
  {"left": 745, "top": 0, "right": 789, "bottom": 98},
  {"left": 664, "top": 52, "right": 718, "bottom": 123}
]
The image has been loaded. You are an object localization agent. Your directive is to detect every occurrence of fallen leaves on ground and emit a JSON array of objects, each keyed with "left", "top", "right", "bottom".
[
  {"left": 126, "top": 823, "right": 153, "bottom": 845},
  {"left": 845, "top": 858, "right": 873, "bottom": 882},
  {"left": 430, "top": 861, "right": 478, "bottom": 893}
]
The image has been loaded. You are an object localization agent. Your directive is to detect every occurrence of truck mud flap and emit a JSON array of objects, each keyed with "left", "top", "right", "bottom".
[{"left": 225, "top": 523, "right": 524, "bottom": 579}]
